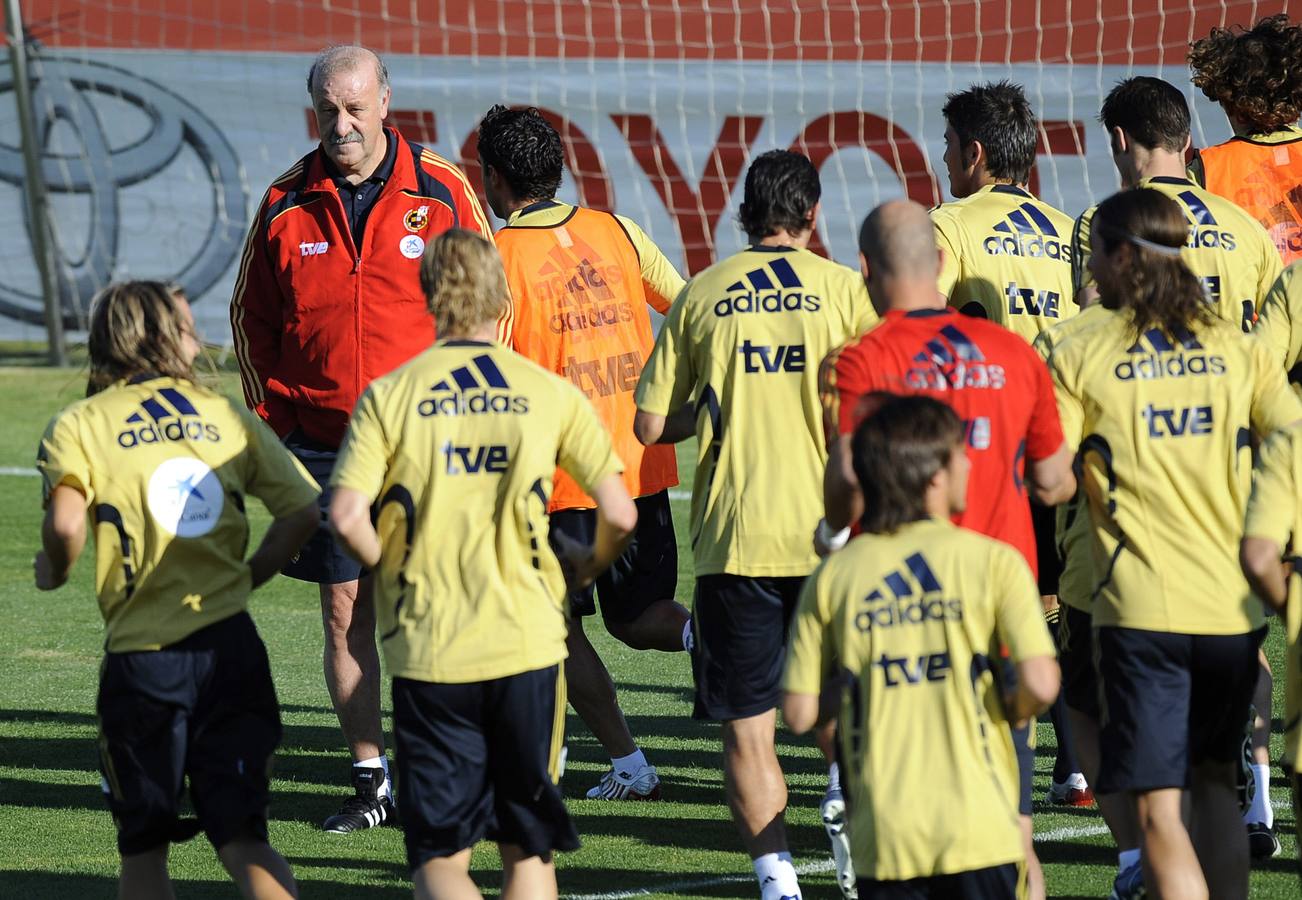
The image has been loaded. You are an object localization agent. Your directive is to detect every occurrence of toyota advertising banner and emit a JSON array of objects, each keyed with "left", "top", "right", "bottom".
[{"left": 0, "top": 1, "right": 1282, "bottom": 343}]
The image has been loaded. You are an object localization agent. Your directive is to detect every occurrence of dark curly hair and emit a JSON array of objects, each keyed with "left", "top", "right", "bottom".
[
  {"left": 476, "top": 105, "right": 564, "bottom": 201},
  {"left": 1189, "top": 14, "right": 1302, "bottom": 133}
]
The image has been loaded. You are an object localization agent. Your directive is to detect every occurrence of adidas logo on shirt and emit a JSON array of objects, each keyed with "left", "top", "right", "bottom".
[
  {"left": 855, "top": 552, "right": 963, "bottom": 633},
  {"left": 1113, "top": 327, "right": 1226, "bottom": 381},
  {"left": 1177, "top": 191, "right": 1237, "bottom": 250},
  {"left": 982, "top": 202, "right": 1071, "bottom": 262},
  {"left": 116, "top": 387, "right": 222, "bottom": 449},
  {"left": 713, "top": 257, "right": 822, "bottom": 316},
  {"left": 418, "top": 353, "right": 530, "bottom": 416}
]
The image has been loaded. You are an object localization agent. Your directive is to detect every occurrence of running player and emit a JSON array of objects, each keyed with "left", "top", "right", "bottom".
[
  {"left": 328, "top": 230, "right": 637, "bottom": 900},
  {"left": 1255, "top": 261, "right": 1302, "bottom": 390},
  {"left": 784, "top": 394, "right": 1060, "bottom": 900},
  {"left": 1240, "top": 421, "right": 1302, "bottom": 887},
  {"left": 932, "top": 80, "right": 1078, "bottom": 341},
  {"left": 477, "top": 104, "right": 689, "bottom": 802},
  {"left": 1048, "top": 187, "right": 1302, "bottom": 899},
  {"left": 1189, "top": 14, "right": 1302, "bottom": 264},
  {"left": 634, "top": 149, "right": 877, "bottom": 900},
  {"left": 819, "top": 199, "right": 1075, "bottom": 900},
  {"left": 1075, "top": 75, "right": 1287, "bottom": 857},
  {"left": 34, "top": 281, "right": 320, "bottom": 900}
]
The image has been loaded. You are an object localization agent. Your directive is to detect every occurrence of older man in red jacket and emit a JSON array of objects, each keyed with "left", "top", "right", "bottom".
[{"left": 230, "top": 44, "right": 492, "bottom": 834}]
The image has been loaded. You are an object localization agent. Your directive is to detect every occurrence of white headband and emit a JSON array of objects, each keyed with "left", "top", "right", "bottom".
[{"left": 1126, "top": 233, "right": 1183, "bottom": 258}]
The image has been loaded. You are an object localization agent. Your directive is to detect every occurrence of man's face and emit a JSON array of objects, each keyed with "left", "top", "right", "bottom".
[
  {"left": 312, "top": 62, "right": 391, "bottom": 177},
  {"left": 942, "top": 125, "right": 972, "bottom": 199},
  {"left": 174, "top": 296, "right": 201, "bottom": 367},
  {"left": 478, "top": 156, "right": 506, "bottom": 220}
]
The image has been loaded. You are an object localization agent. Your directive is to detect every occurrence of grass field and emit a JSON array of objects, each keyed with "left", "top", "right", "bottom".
[{"left": 0, "top": 362, "right": 1298, "bottom": 898}]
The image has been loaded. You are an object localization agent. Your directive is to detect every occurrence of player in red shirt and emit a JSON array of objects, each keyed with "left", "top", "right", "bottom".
[{"left": 816, "top": 199, "right": 1075, "bottom": 900}]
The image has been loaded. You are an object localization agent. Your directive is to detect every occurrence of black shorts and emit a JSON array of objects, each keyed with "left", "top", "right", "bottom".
[
  {"left": 1032, "top": 501, "right": 1061, "bottom": 597},
  {"left": 691, "top": 574, "right": 804, "bottom": 721},
  {"left": 550, "top": 490, "right": 678, "bottom": 625},
  {"left": 1095, "top": 625, "right": 1264, "bottom": 794},
  {"left": 96, "top": 612, "right": 282, "bottom": 856},
  {"left": 281, "top": 429, "right": 363, "bottom": 585},
  {"left": 858, "top": 862, "right": 1023, "bottom": 899},
  {"left": 1011, "top": 721, "right": 1034, "bottom": 816},
  {"left": 392, "top": 665, "right": 578, "bottom": 870},
  {"left": 1058, "top": 604, "right": 1098, "bottom": 718}
]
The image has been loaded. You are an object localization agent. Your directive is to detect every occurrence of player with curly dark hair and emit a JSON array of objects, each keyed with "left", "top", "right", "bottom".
[{"left": 1189, "top": 14, "right": 1302, "bottom": 263}]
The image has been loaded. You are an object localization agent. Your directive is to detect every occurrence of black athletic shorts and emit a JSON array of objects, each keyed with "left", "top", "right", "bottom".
[
  {"left": 1095, "top": 625, "right": 1264, "bottom": 794},
  {"left": 858, "top": 862, "right": 1023, "bottom": 899},
  {"left": 96, "top": 612, "right": 282, "bottom": 855},
  {"left": 1031, "top": 501, "right": 1061, "bottom": 597},
  {"left": 281, "top": 429, "right": 363, "bottom": 585},
  {"left": 393, "top": 665, "right": 579, "bottom": 870},
  {"left": 1011, "top": 721, "right": 1034, "bottom": 816},
  {"left": 691, "top": 574, "right": 804, "bottom": 721},
  {"left": 549, "top": 490, "right": 678, "bottom": 625},
  {"left": 1058, "top": 604, "right": 1098, "bottom": 718}
]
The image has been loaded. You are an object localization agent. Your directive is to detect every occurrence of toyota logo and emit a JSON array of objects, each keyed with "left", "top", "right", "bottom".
[{"left": 0, "top": 56, "right": 246, "bottom": 326}]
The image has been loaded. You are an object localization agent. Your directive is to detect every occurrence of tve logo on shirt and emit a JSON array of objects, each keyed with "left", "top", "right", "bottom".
[
  {"left": 714, "top": 257, "right": 822, "bottom": 316},
  {"left": 116, "top": 388, "right": 222, "bottom": 449},
  {"left": 418, "top": 354, "right": 530, "bottom": 416},
  {"left": 983, "top": 203, "right": 1071, "bottom": 262},
  {"left": 1113, "top": 328, "right": 1227, "bottom": 381}
]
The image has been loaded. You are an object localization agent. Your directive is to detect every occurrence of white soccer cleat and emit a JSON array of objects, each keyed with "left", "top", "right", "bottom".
[
  {"left": 584, "top": 764, "right": 662, "bottom": 800},
  {"left": 820, "top": 786, "right": 858, "bottom": 900}
]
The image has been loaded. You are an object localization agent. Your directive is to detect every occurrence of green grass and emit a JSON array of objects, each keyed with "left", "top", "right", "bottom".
[{"left": 0, "top": 367, "right": 1298, "bottom": 898}]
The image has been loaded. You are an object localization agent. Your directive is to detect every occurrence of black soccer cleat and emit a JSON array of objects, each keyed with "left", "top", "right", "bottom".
[
  {"left": 322, "top": 766, "right": 396, "bottom": 834},
  {"left": 1246, "top": 822, "right": 1281, "bottom": 860}
]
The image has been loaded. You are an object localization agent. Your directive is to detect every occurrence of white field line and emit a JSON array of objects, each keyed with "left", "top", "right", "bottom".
[
  {"left": 564, "top": 823, "right": 1111, "bottom": 900},
  {"left": 0, "top": 466, "right": 37, "bottom": 477}
]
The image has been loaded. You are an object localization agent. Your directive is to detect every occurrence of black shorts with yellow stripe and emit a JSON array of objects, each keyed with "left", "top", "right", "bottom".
[{"left": 392, "top": 665, "right": 579, "bottom": 870}]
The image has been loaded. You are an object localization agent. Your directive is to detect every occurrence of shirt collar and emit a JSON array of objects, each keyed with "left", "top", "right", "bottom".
[{"left": 506, "top": 199, "right": 566, "bottom": 225}]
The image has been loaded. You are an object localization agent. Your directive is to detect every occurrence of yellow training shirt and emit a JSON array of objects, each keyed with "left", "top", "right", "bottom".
[
  {"left": 932, "top": 183, "right": 1078, "bottom": 342},
  {"left": 1253, "top": 261, "right": 1302, "bottom": 388},
  {"left": 1242, "top": 422, "right": 1302, "bottom": 768},
  {"left": 36, "top": 377, "right": 320, "bottom": 653},
  {"left": 1049, "top": 308, "right": 1302, "bottom": 634},
  {"left": 1072, "top": 176, "right": 1282, "bottom": 331},
  {"left": 1032, "top": 305, "right": 1113, "bottom": 611},
  {"left": 635, "top": 245, "right": 876, "bottom": 577},
  {"left": 784, "top": 518, "right": 1055, "bottom": 881},
  {"left": 331, "top": 339, "right": 622, "bottom": 683}
]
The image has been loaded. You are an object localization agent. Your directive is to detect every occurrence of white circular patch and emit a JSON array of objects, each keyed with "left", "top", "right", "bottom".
[
  {"left": 147, "top": 457, "right": 224, "bottom": 538},
  {"left": 399, "top": 234, "right": 426, "bottom": 259}
]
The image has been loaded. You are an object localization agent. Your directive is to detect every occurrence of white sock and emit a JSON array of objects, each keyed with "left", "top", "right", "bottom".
[
  {"left": 355, "top": 756, "right": 392, "bottom": 798},
  {"left": 682, "top": 618, "right": 694, "bottom": 652},
  {"left": 1245, "top": 763, "right": 1274, "bottom": 827},
  {"left": 754, "top": 853, "right": 800, "bottom": 898},
  {"left": 1118, "top": 848, "right": 1141, "bottom": 872},
  {"left": 611, "top": 749, "right": 648, "bottom": 775},
  {"left": 827, "top": 762, "right": 841, "bottom": 793}
]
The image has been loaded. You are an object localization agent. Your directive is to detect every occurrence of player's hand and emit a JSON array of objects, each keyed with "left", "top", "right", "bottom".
[
  {"left": 813, "top": 526, "right": 833, "bottom": 558},
  {"left": 33, "top": 551, "right": 66, "bottom": 591},
  {"left": 552, "top": 529, "right": 598, "bottom": 592}
]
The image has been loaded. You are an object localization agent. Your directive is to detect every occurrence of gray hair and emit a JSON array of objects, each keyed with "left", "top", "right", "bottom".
[{"left": 306, "top": 45, "right": 390, "bottom": 96}]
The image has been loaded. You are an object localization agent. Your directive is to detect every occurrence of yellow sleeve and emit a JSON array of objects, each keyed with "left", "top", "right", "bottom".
[
  {"left": 1254, "top": 265, "right": 1299, "bottom": 370},
  {"left": 556, "top": 381, "right": 624, "bottom": 492},
  {"left": 1257, "top": 228, "right": 1285, "bottom": 311},
  {"left": 239, "top": 407, "right": 321, "bottom": 515},
  {"left": 35, "top": 408, "right": 94, "bottom": 506},
  {"left": 1071, "top": 207, "right": 1095, "bottom": 297},
  {"left": 635, "top": 287, "right": 695, "bottom": 416},
  {"left": 848, "top": 272, "right": 878, "bottom": 335},
  {"left": 1245, "top": 427, "right": 1298, "bottom": 546},
  {"left": 932, "top": 210, "right": 961, "bottom": 299},
  {"left": 615, "top": 213, "right": 686, "bottom": 315},
  {"left": 992, "top": 543, "right": 1057, "bottom": 662},
  {"left": 1031, "top": 329, "right": 1054, "bottom": 363},
  {"left": 783, "top": 561, "right": 835, "bottom": 695},
  {"left": 1250, "top": 337, "right": 1302, "bottom": 437},
  {"left": 331, "top": 385, "right": 392, "bottom": 501},
  {"left": 1049, "top": 349, "right": 1086, "bottom": 449}
]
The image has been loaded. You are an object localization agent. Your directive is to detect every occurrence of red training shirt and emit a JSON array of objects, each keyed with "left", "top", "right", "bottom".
[{"left": 818, "top": 308, "right": 1064, "bottom": 574}]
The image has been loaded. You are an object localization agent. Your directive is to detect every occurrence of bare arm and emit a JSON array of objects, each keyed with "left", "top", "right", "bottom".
[
  {"left": 824, "top": 433, "right": 862, "bottom": 532},
  {"left": 249, "top": 502, "right": 320, "bottom": 589},
  {"left": 782, "top": 691, "right": 820, "bottom": 735},
  {"left": 34, "top": 484, "right": 88, "bottom": 590},
  {"left": 1006, "top": 655, "right": 1060, "bottom": 724},
  {"left": 1240, "top": 536, "right": 1288, "bottom": 614},
  {"left": 634, "top": 403, "right": 695, "bottom": 446},
  {"left": 1027, "top": 441, "right": 1076, "bottom": 507},
  {"left": 329, "top": 486, "right": 382, "bottom": 569}
]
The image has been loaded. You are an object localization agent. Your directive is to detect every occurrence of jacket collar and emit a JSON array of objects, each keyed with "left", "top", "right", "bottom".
[{"left": 303, "top": 127, "right": 417, "bottom": 197}]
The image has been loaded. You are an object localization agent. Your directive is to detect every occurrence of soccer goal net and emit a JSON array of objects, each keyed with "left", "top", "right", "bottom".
[{"left": 0, "top": 0, "right": 1283, "bottom": 346}]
